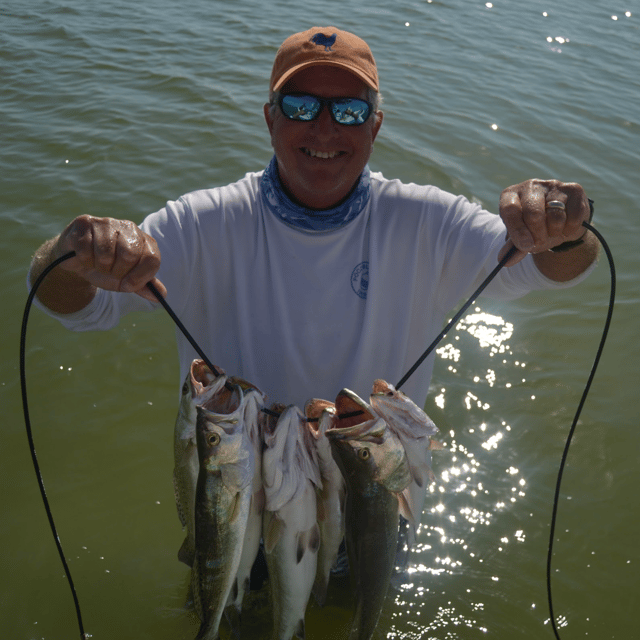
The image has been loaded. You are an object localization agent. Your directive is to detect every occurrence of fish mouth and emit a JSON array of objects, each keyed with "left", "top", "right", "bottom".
[
  {"left": 201, "top": 381, "right": 242, "bottom": 414},
  {"left": 326, "top": 416, "right": 387, "bottom": 446},
  {"left": 262, "top": 402, "right": 287, "bottom": 438},
  {"left": 304, "top": 398, "right": 336, "bottom": 432},
  {"left": 334, "top": 389, "right": 376, "bottom": 427},
  {"left": 370, "top": 378, "right": 397, "bottom": 397},
  {"left": 191, "top": 359, "right": 218, "bottom": 388},
  {"left": 329, "top": 389, "right": 387, "bottom": 445}
]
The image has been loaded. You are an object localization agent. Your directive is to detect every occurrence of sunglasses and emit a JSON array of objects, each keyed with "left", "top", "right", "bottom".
[{"left": 277, "top": 93, "right": 373, "bottom": 126}]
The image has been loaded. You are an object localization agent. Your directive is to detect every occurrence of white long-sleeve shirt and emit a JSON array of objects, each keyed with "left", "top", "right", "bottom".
[{"left": 34, "top": 169, "right": 593, "bottom": 407}]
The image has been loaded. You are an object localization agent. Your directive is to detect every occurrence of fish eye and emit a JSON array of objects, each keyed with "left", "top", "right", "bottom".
[
  {"left": 386, "top": 391, "right": 394, "bottom": 397},
  {"left": 182, "top": 382, "right": 189, "bottom": 395},
  {"left": 358, "top": 448, "right": 371, "bottom": 460},
  {"left": 207, "top": 432, "right": 221, "bottom": 446}
]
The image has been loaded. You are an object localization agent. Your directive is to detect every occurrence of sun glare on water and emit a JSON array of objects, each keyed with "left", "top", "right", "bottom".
[{"left": 387, "top": 309, "right": 535, "bottom": 638}]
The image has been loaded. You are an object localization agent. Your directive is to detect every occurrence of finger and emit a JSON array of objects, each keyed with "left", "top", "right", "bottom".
[
  {"left": 499, "top": 183, "right": 548, "bottom": 252},
  {"left": 562, "top": 183, "right": 590, "bottom": 239},
  {"left": 519, "top": 184, "right": 550, "bottom": 250},
  {"left": 544, "top": 190, "right": 568, "bottom": 242},
  {"left": 500, "top": 190, "right": 532, "bottom": 251},
  {"left": 92, "top": 219, "right": 119, "bottom": 274},
  {"left": 119, "top": 235, "right": 162, "bottom": 294},
  {"left": 498, "top": 239, "right": 527, "bottom": 267},
  {"left": 538, "top": 180, "right": 589, "bottom": 236},
  {"left": 137, "top": 276, "right": 168, "bottom": 303},
  {"left": 109, "top": 223, "right": 149, "bottom": 282},
  {"left": 58, "top": 216, "right": 97, "bottom": 268}
]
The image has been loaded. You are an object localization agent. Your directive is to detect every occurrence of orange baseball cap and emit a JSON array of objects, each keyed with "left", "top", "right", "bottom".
[{"left": 270, "top": 27, "right": 379, "bottom": 93}]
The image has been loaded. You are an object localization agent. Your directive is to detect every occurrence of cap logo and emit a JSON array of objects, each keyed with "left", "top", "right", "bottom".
[{"left": 310, "top": 32, "right": 337, "bottom": 51}]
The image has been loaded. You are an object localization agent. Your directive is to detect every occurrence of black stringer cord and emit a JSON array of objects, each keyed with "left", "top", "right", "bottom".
[
  {"left": 20, "top": 252, "right": 88, "bottom": 640},
  {"left": 21, "top": 222, "right": 613, "bottom": 639},
  {"left": 145, "top": 281, "right": 225, "bottom": 379},
  {"left": 395, "top": 244, "right": 519, "bottom": 390},
  {"left": 546, "top": 222, "right": 615, "bottom": 639}
]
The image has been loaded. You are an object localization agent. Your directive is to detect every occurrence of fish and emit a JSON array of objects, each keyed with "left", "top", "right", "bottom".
[
  {"left": 262, "top": 404, "right": 322, "bottom": 640},
  {"left": 224, "top": 383, "right": 267, "bottom": 632},
  {"left": 191, "top": 383, "right": 256, "bottom": 640},
  {"left": 327, "top": 389, "right": 412, "bottom": 640},
  {"left": 304, "top": 398, "right": 345, "bottom": 606},
  {"left": 369, "top": 379, "right": 442, "bottom": 544},
  {"left": 173, "top": 359, "right": 229, "bottom": 568}
]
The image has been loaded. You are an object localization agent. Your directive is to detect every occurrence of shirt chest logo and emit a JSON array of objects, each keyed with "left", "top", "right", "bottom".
[{"left": 350, "top": 261, "right": 369, "bottom": 299}]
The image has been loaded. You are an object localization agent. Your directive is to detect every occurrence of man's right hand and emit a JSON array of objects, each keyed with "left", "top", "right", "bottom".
[
  {"left": 31, "top": 216, "right": 166, "bottom": 313},
  {"left": 55, "top": 215, "right": 166, "bottom": 302}
]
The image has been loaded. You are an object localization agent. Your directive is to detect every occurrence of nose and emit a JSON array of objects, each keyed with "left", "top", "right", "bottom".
[{"left": 311, "top": 104, "right": 338, "bottom": 134}]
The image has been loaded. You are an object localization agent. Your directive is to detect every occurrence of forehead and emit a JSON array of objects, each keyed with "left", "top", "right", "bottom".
[{"left": 280, "top": 65, "right": 369, "bottom": 98}]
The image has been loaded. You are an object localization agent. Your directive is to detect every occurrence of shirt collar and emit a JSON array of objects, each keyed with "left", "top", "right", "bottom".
[{"left": 260, "top": 155, "right": 371, "bottom": 232}]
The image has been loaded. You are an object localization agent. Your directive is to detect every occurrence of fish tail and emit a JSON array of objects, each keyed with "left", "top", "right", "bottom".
[
  {"left": 311, "top": 576, "right": 328, "bottom": 607},
  {"left": 194, "top": 613, "right": 221, "bottom": 640},
  {"left": 224, "top": 601, "right": 242, "bottom": 640}
]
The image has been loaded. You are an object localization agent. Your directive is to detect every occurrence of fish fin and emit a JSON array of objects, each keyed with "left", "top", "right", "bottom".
[
  {"left": 383, "top": 457, "right": 412, "bottom": 493},
  {"left": 429, "top": 439, "right": 445, "bottom": 451},
  {"left": 410, "top": 463, "right": 426, "bottom": 489},
  {"left": 311, "top": 576, "right": 328, "bottom": 607},
  {"left": 228, "top": 492, "right": 244, "bottom": 525},
  {"left": 309, "top": 523, "right": 321, "bottom": 553},
  {"left": 221, "top": 460, "right": 253, "bottom": 493},
  {"left": 178, "top": 536, "right": 195, "bottom": 567},
  {"left": 397, "top": 488, "right": 417, "bottom": 534},
  {"left": 263, "top": 511, "right": 283, "bottom": 554},
  {"left": 296, "top": 523, "right": 321, "bottom": 564},
  {"left": 176, "top": 439, "right": 197, "bottom": 467},
  {"left": 296, "top": 532, "right": 305, "bottom": 564},
  {"left": 223, "top": 579, "right": 242, "bottom": 639},
  {"left": 224, "top": 602, "right": 242, "bottom": 640},
  {"left": 229, "top": 577, "right": 239, "bottom": 605}
]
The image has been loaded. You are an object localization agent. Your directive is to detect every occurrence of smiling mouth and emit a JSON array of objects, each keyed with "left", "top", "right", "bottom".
[{"left": 302, "top": 148, "right": 345, "bottom": 159}]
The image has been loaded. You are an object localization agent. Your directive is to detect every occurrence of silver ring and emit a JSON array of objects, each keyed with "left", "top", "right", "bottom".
[{"left": 546, "top": 200, "right": 566, "bottom": 209}]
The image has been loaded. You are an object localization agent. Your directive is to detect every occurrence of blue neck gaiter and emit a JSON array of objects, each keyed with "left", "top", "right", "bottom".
[{"left": 260, "top": 155, "right": 371, "bottom": 232}]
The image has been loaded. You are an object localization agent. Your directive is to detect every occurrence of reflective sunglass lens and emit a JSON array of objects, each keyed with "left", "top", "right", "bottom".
[
  {"left": 280, "top": 95, "right": 320, "bottom": 121},
  {"left": 331, "top": 99, "right": 371, "bottom": 125}
]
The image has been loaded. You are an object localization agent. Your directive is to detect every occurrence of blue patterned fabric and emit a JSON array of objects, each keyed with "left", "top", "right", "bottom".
[{"left": 260, "top": 155, "right": 371, "bottom": 232}]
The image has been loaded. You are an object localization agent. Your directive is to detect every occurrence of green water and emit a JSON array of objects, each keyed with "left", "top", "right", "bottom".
[{"left": 2, "top": 1, "right": 638, "bottom": 638}]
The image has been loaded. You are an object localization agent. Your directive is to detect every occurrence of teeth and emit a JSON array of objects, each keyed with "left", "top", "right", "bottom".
[{"left": 305, "top": 148, "right": 339, "bottom": 159}]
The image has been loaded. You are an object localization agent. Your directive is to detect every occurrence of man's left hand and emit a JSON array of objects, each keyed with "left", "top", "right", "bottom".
[{"left": 497, "top": 179, "right": 591, "bottom": 266}]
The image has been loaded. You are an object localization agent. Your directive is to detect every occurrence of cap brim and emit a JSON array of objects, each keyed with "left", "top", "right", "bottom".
[{"left": 272, "top": 60, "right": 379, "bottom": 92}]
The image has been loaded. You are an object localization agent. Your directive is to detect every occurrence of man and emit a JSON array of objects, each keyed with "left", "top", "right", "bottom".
[{"left": 29, "top": 26, "right": 598, "bottom": 408}]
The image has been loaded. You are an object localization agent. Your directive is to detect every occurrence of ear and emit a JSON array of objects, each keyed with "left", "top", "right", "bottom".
[
  {"left": 371, "top": 110, "right": 384, "bottom": 143},
  {"left": 264, "top": 103, "right": 275, "bottom": 137}
]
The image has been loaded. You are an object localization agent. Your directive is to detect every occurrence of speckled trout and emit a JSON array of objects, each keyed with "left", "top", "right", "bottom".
[
  {"left": 328, "top": 389, "right": 412, "bottom": 640},
  {"left": 192, "top": 383, "right": 255, "bottom": 640},
  {"left": 173, "top": 359, "right": 229, "bottom": 568},
  {"left": 224, "top": 379, "right": 266, "bottom": 629},
  {"left": 304, "top": 398, "right": 345, "bottom": 606},
  {"left": 369, "top": 379, "right": 442, "bottom": 544},
  {"left": 262, "top": 404, "right": 322, "bottom": 640}
]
